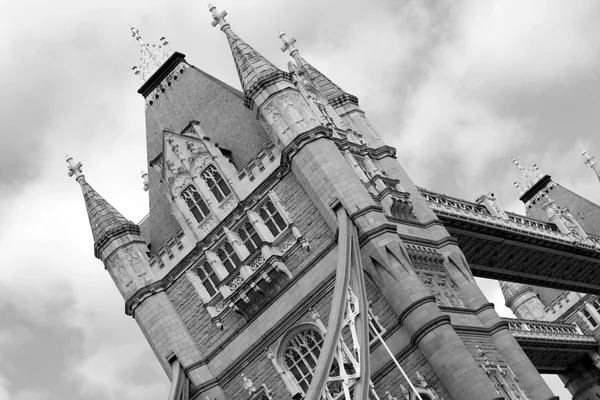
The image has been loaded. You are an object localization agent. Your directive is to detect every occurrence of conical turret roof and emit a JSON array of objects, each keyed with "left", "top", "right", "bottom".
[
  {"left": 67, "top": 156, "right": 140, "bottom": 258},
  {"left": 278, "top": 31, "right": 358, "bottom": 107},
  {"left": 209, "top": 5, "right": 291, "bottom": 108}
]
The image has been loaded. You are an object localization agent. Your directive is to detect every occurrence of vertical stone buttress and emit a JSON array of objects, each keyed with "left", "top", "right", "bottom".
[
  {"left": 67, "top": 157, "right": 226, "bottom": 398},
  {"left": 209, "top": 8, "right": 505, "bottom": 400}
]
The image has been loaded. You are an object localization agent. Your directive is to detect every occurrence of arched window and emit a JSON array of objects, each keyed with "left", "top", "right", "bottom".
[
  {"left": 238, "top": 221, "right": 261, "bottom": 254},
  {"left": 217, "top": 241, "right": 241, "bottom": 274},
  {"left": 201, "top": 165, "right": 231, "bottom": 203},
  {"left": 197, "top": 261, "right": 219, "bottom": 297},
  {"left": 282, "top": 327, "right": 324, "bottom": 393},
  {"left": 181, "top": 185, "right": 210, "bottom": 223},
  {"left": 259, "top": 199, "right": 287, "bottom": 237}
]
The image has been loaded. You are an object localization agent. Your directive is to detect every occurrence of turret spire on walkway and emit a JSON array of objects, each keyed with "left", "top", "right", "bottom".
[{"left": 583, "top": 151, "right": 600, "bottom": 183}]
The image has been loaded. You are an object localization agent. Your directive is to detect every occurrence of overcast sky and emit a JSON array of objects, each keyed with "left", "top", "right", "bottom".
[{"left": 1, "top": 0, "right": 600, "bottom": 399}]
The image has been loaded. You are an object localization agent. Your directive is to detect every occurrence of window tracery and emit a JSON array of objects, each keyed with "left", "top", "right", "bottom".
[
  {"left": 283, "top": 327, "right": 324, "bottom": 393},
  {"left": 197, "top": 261, "right": 220, "bottom": 297},
  {"left": 259, "top": 199, "right": 287, "bottom": 237},
  {"left": 217, "top": 241, "right": 241, "bottom": 274},
  {"left": 201, "top": 164, "right": 231, "bottom": 203},
  {"left": 180, "top": 185, "right": 210, "bottom": 223},
  {"left": 238, "top": 221, "right": 262, "bottom": 254}
]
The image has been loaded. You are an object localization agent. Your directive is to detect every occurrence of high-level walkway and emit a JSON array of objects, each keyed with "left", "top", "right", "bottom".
[
  {"left": 419, "top": 188, "right": 600, "bottom": 294},
  {"left": 505, "top": 318, "right": 598, "bottom": 373}
]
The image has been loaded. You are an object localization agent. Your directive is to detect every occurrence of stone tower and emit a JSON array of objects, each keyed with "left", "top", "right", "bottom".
[
  {"left": 499, "top": 156, "right": 600, "bottom": 400},
  {"left": 68, "top": 7, "right": 562, "bottom": 400}
]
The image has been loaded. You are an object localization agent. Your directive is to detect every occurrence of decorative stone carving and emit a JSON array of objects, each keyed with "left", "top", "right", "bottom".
[
  {"left": 241, "top": 374, "right": 257, "bottom": 395},
  {"left": 170, "top": 173, "right": 192, "bottom": 196}
]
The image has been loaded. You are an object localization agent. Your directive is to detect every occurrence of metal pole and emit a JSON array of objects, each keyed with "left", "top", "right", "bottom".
[{"left": 369, "top": 319, "right": 423, "bottom": 400}]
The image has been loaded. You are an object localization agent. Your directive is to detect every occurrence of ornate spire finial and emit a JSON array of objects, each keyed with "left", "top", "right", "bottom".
[
  {"left": 278, "top": 31, "right": 305, "bottom": 67},
  {"left": 130, "top": 26, "right": 173, "bottom": 84},
  {"left": 209, "top": 4, "right": 230, "bottom": 31},
  {"left": 511, "top": 156, "right": 543, "bottom": 195},
  {"left": 66, "top": 155, "right": 85, "bottom": 182},
  {"left": 583, "top": 150, "right": 600, "bottom": 182}
]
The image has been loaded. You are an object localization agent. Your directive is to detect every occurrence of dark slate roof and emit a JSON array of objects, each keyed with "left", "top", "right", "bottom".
[
  {"left": 299, "top": 62, "right": 352, "bottom": 102},
  {"left": 222, "top": 28, "right": 282, "bottom": 95},
  {"left": 142, "top": 61, "right": 272, "bottom": 254},
  {"left": 79, "top": 178, "right": 136, "bottom": 244},
  {"left": 525, "top": 182, "right": 600, "bottom": 237}
]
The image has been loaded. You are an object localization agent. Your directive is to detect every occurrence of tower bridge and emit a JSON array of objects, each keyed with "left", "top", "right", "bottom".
[{"left": 68, "top": 5, "right": 600, "bottom": 400}]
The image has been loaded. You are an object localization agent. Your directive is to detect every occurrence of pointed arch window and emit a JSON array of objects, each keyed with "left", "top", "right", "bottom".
[
  {"left": 201, "top": 165, "right": 231, "bottom": 203},
  {"left": 238, "top": 221, "right": 262, "bottom": 254},
  {"left": 282, "top": 327, "right": 324, "bottom": 393},
  {"left": 197, "top": 261, "right": 220, "bottom": 297},
  {"left": 217, "top": 241, "right": 241, "bottom": 274},
  {"left": 181, "top": 185, "right": 210, "bottom": 223},
  {"left": 259, "top": 199, "right": 287, "bottom": 237}
]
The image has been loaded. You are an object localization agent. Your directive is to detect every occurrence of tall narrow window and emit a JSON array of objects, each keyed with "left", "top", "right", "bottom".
[
  {"left": 197, "top": 261, "right": 219, "bottom": 297},
  {"left": 217, "top": 241, "right": 241, "bottom": 274},
  {"left": 238, "top": 221, "right": 262, "bottom": 254},
  {"left": 181, "top": 185, "right": 210, "bottom": 223},
  {"left": 592, "top": 299, "right": 600, "bottom": 315},
  {"left": 259, "top": 199, "right": 287, "bottom": 237},
  {"left": 583, "top": 308, "right": 598, "bottom": 328},
  {"left": 201, "top": 165, "right": 231, "bottom": 203},
  {"left": 283, "top": 328, "right": 324, "bottom": 393}
]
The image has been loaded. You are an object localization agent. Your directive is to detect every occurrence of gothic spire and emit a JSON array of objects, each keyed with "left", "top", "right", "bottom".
[
  {"left": 582, "top": 151, "right": 600, "bottom": 183},
  {"left": 66, "top": 155, "right": 140, "bottom": 258},
  {"left": 208, "top": 4, "right": 291, "bottom": 108},
  {"left": 131, "top": 26, "right": 174, "bottom": 84},
  {"left": 278, "top": 31, "right": 358, "bottom": 107}
]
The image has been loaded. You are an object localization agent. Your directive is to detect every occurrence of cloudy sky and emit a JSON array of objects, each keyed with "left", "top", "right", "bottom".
[{"left": 1, "top": 0, "right": 600, "bottom": 399}]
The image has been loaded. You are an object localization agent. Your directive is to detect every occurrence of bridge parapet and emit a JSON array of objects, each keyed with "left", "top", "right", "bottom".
[
  {"left": 418, "top": 187, "right": 600, "bottom": 251},
  {"left": 504, "top": 318, "right": 598, "bottom": 348}
]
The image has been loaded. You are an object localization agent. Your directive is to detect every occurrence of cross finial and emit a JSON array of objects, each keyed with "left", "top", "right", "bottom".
[
  {"left": 66, "top": 155, "right": 85, "bottom": 182},
  {"left": 583, "top": 150, "right": 597, "bottom": 167},
  {"left": 209, "top": 4, "right": 229, "bottom": 30},
  {"left": 279, "top": 31, "right": 297, "bottom": 54},
  {"left": 279, "top": 31, "right": 305, "bottom": 67}
]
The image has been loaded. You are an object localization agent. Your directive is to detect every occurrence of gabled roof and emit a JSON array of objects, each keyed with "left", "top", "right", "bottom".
[{"left": 141, "top": 61, "right": 272, "bottom": 254}]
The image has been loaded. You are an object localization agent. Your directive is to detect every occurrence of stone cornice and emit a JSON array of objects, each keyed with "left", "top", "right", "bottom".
[
  {"left": 397, "top": 295, "right": 437, "bottom": 325},
  {"left": 245, "top": 71, "right": 293, "bottom": 109},
  {"left": 94, "top": 223, "right": 141, "bottom": 259},
  {"left": 411, "top": 315, "right": 452, "bottom": 346}
]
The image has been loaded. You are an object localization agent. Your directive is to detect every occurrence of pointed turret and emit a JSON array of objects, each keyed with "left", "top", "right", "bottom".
[
  {"left": 279, "top": 31, "right": 383, "bottom": 146},
  {"left": 66, "top": 155, "right": 140, "bottom": 259},
  {"left": 209, "top": 4, "right": 292, "bottom": 109},
  {"left": 279, "top": 31, "right": 357, "bottom": 107},
  {"left": 583, "top": 150, "right": 600, "bottom": 183}
]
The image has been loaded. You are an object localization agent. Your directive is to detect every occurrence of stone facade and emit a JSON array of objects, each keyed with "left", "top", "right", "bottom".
[{"left": 69, "top": 6, "right": 600, "bottom": 400}]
